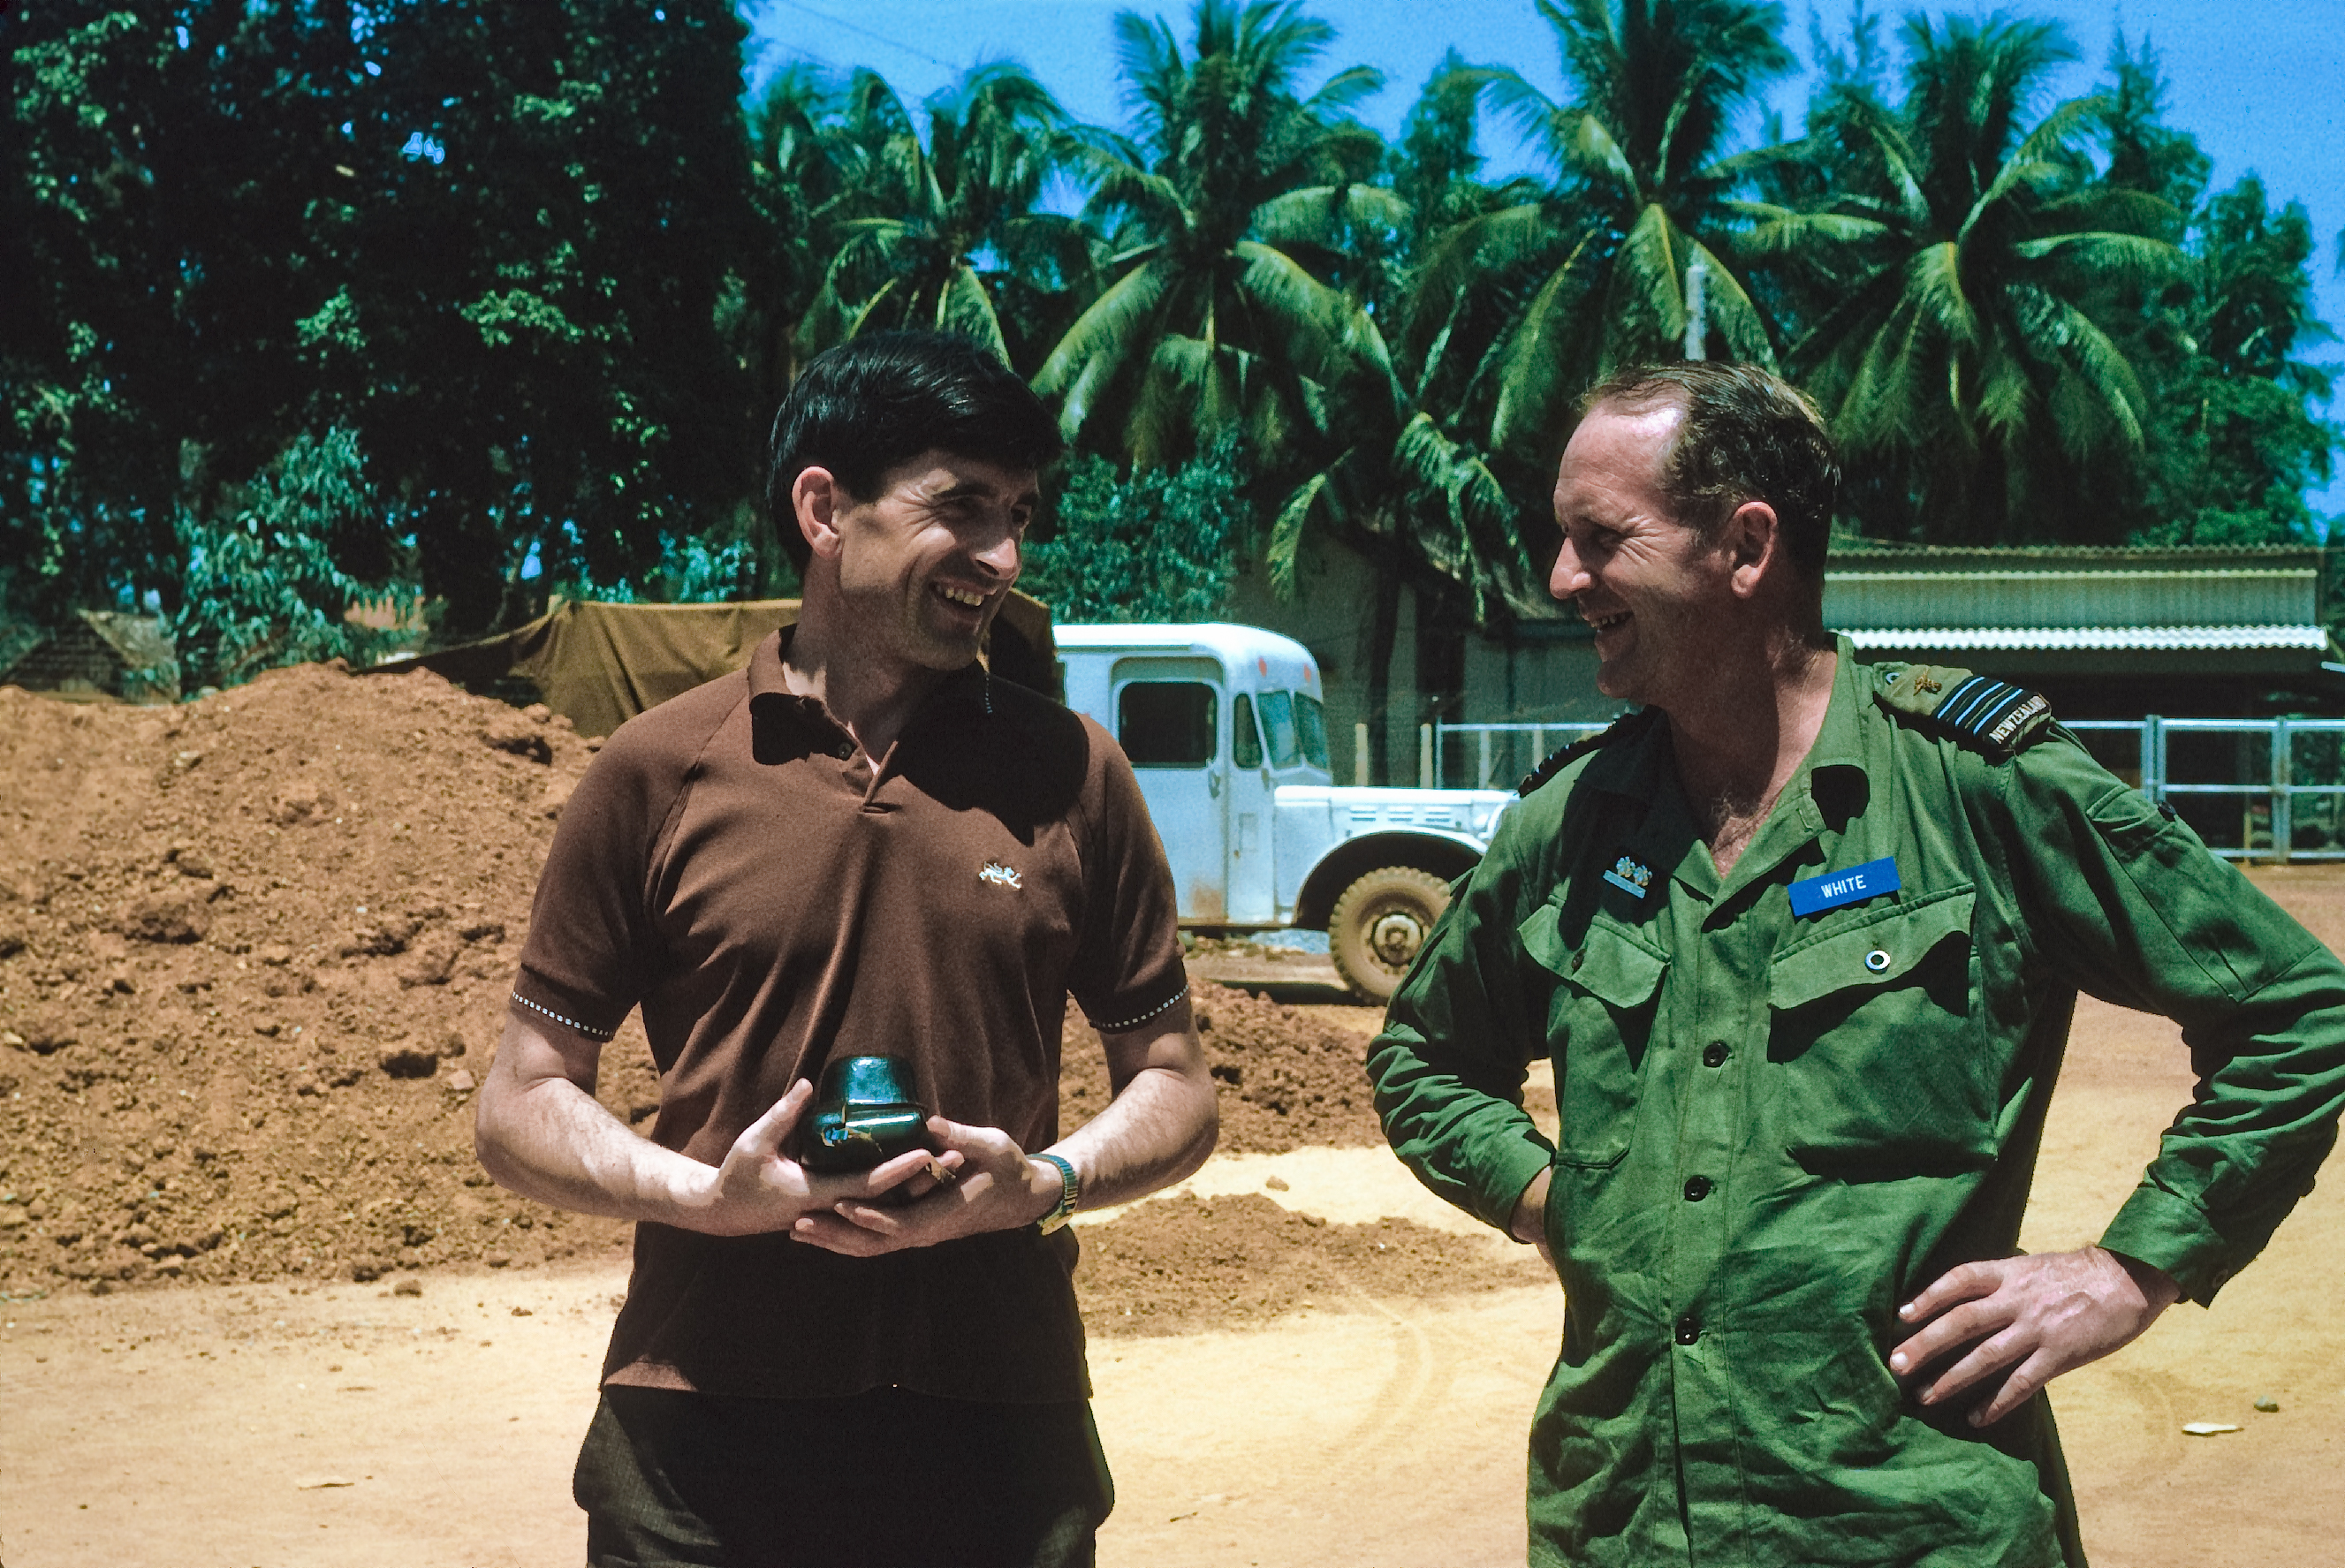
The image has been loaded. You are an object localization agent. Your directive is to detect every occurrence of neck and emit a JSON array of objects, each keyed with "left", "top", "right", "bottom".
[
  {"left": 781, "top": 586, "right": 952, "bottom": 759},
  {"left": 1664, "top": 626, "right": 1838, "bottom": 872}
]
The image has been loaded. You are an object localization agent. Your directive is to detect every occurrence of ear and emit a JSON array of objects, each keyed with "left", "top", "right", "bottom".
[
  {"left": 1722, "top": 498, "right": 1783, "bottom": 600},
  {"left": 793, "top": 466, "right": 846, "bottom": 563}
]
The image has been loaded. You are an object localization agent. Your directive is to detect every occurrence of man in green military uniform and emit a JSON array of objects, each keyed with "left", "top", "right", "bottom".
[{"left": 1367, "top": 361, "right": 2345, "bottom": 1565}]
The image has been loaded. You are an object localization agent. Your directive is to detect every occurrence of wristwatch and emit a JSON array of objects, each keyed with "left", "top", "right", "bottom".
[{"left": 1035, "top": 1153, "right": 1081, "bottom": 1235}]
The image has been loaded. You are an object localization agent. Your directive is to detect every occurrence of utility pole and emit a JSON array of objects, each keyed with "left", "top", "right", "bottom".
[{"left": 1683, "top": 257, "right": 1708, "bottom": 361}]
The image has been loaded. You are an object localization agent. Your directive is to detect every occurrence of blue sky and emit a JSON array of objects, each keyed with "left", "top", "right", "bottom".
[{"left": 741, "top": 0, "right": 2345, "bottom": 521}]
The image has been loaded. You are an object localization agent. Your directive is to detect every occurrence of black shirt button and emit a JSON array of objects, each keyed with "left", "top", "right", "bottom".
[
  {"left": 1674, "top": 1314, "right": 1701, "bottom": 1345},
  {"left": 1702, "top": 1041, "right": 1728, "bottom": 1068},
  {"left": 1683, "top": 1176, "right": 1712, "bottom": 1201}
]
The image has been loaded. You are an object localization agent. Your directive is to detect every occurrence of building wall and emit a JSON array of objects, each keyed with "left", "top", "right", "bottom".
[{"left": 1224, "top": 529, "right": 1613, "bottom": 786}]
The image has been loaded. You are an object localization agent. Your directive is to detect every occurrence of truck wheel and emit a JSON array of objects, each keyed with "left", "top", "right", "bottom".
[{"left": 1329, "top": 866, "right": 1451, "bottom": 1004}]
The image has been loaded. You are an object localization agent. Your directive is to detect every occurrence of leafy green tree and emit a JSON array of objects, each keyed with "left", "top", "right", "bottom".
[
  {"left": 1269, "top": 58, "right": 1552, "bottom": 776},
  {"left": 1743, "top": 13, "right": 2183, "bottom": 542},
  {"left": 795, "top": 64, "right": 1096, "bottom": 375},
  {"left": 1410, "top": 0, "right": 1795, "bottom": 460},
  {"left": 312, "top": 0, "right": 763, "bottom": 633},
  {"left": 2068, "top": 34, "right": 2334, "bottom": 548},
  {"left": 1021, "top": 443, "right": 1247, "bottom": 623},
  {"left": 4, "top": 3, "right": 366, "bottom": 624},
  {"left": 2124, "top": 176, "right": 2336, "bottom": 545},
  {"left": 3, "top": 0, "right": 768, "bottom": 643},
  {"left": 170, "top": 428, "right": 414, "bottom": 691},
  {"left": 1034, "top": 0, "right": 1393, "bottom": 473}
]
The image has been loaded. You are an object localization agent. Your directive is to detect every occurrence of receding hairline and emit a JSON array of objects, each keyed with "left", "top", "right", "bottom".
[{"left": 1558, "top": 392, "right": 1693, "bottom": 500}]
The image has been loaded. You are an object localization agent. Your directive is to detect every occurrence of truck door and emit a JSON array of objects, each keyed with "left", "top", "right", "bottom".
[
  {"left": 1111, "top": 656, "right": 1226, "bottom": 922},
  {"left": 1225, "top": 691, "right": 1276, "bottom": 924}
]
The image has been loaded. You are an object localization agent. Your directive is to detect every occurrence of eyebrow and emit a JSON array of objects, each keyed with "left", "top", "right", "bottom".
[{"left": 930, "top": 480, "right": 1039, "bottom": 509}]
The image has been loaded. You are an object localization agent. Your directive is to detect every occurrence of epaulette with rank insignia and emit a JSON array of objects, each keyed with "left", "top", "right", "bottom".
[
  {"left": 1873, "top": 663, "right": 2054, "bottom": 756},
  {"left": 1517, "top": 707, "right": 1659, "bottom": 797}
]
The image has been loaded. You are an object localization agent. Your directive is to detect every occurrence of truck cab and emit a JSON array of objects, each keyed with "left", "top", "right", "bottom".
[{"left": 1056, "top": 623, "right": 1519, "bottom": 999}]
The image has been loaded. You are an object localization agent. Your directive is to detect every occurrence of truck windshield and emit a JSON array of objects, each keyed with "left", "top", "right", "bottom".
[
  {"left": 1295, "top": 693, "right": 1330, "bottom": 769},
  {"left": 1119, "top": 681, "right": 1218, "bottom": 766},
  {"left": 1256, "top": 691, "right": 1302, "bottom": 768}
]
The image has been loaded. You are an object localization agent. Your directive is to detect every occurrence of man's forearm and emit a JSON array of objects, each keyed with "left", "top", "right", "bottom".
[
  {"left": 475, "top": 1071, "right": 717, "bottom": 1226},
  {"left": 474, "top": 1009, "right": 722, "bottom": 1229},
  {"left": 1049, "top": 999, "right": 1218, "bottom": 1212},
  {"left": 1049, "top": 1059, "right": 1218, "bottom": 1210}
]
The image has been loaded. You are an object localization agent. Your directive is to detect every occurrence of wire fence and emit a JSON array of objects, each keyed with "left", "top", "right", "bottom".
[{"left": 1429, "top": 716, "right": 2345, "bottom": 862}]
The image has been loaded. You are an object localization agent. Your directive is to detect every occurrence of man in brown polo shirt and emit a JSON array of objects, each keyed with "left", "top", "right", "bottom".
[{"left": 474, "top": 330, "right": 1218, "bottom": 1568}]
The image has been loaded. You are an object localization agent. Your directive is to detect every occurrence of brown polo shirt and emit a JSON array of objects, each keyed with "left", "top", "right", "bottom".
[{"left": 512, "top": 627, "right": 1187, "bottom": 1404}]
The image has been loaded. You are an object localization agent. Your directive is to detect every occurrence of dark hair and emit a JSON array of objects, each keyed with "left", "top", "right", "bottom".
[
  {"left": 764, "top": 331, "right": 1063, "bottom": 566},
  {"left": 1579, "top": 361, "right": 1839, "bottom": 575}
]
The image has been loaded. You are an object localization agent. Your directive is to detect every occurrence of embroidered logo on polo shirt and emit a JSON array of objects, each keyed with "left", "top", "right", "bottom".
[{"left": 979, "top": 861, "right": 1022, "bottom": 890}]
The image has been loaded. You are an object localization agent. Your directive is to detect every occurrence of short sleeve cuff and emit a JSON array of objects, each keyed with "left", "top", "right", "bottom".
[
  {"left": 2099, "top": 1183, "right": 2236, "bottom": 1306},
  {"left": 512, "top": 964, "right": 628, "bottom": 1043},
  {"left": 1082, "top": 982, "right": 1189, "bottom": 1034}
]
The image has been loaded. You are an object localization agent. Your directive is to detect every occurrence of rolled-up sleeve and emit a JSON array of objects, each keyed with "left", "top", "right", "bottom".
[{"left": 2005, "top": 738, "right": 2345, "bottom": 1303}]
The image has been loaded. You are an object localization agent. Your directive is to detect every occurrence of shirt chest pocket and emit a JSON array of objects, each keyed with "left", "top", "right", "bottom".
[
  {"left": 1764, "top": 886, "right": 1995, "bottom": 1165},
  {"left": 1522, "top": 903, "right": 1667, "bottom": 1170}
]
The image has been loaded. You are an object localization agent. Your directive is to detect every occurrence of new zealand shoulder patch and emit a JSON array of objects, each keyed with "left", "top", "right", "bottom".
[
  {"left": 1874, "top": 663, "right": 2053, "bottom": 755},
  {"left": 1518, "top": 707, "right": 1659, "bottom": 797}
]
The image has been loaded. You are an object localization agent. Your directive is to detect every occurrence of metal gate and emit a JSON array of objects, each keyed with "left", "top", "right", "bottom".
[{"left": 1431, "top": 716, "right": 2345, "bottom": 862}]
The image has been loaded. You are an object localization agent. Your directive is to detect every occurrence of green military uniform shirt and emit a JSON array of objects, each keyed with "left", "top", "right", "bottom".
[{"left": 1367, "top": 640, "right": 2345, "bottom": 1566}]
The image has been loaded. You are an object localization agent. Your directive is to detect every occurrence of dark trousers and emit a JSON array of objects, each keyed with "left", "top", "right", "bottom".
[{"left": 573, "top": 1384, "right": 1113, "bottom": 1568}]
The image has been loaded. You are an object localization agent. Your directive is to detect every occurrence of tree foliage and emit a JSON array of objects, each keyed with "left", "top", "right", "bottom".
[
  {"left": 1021, "top": 442, "right": 1248, "bottom": 623},
  {"left": 4, "top": 0, "right": 766, "bottom": 646},
  {"left": 1033, "top": 0, "right": 1394, "bottom": 473},
  {"left": 1745, "top": 14, "right": 2186, "bottom": 542},
  {"left": 7, "top": 0, "right": 2341, "bottom": 690},
  {"left": 170, "top": 428, "right": 413, "bottom": 691},
  {"left": 1408, "top": 0, "right": 1795, "bottom": 463}
]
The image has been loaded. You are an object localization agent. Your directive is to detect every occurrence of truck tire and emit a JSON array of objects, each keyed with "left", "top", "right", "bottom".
[{"left": 1329, "top": 866, "right": 1451, "bottom": 1004}]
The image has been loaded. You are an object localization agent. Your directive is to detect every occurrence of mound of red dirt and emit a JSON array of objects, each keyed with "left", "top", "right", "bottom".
[
  {"left": 0, "top": 669, "right": 658, "bottom": 1294},
  {"left": 1074, "top": 1191, "right": 1544, "bottom": 1337},
  {"left": 1, "top": 673, "right": 1397, "bottom": 1299},
  {"left": 1059, "top": 980, "right": 1385, "bottom": 1155}
]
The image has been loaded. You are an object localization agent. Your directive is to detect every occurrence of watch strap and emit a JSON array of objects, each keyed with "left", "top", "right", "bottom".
[{"left": 1035, "top": 1152, "right": 1080, "bottom": 1234}]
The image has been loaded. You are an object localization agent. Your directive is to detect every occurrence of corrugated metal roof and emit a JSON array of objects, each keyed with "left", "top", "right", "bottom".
[
  {"left": 1828, "top": 544, "right": 2321, "bottom": 565},
  {"left": 1841, "top": 625, "right": 2333, "bottom": 652},
  {"left": 1824, "top": 568, "right": 2317, "bottom": 631}
]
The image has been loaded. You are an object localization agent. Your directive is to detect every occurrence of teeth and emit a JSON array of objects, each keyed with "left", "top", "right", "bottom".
[
  {"left": 1586, "top": 610, "right": 1628, "bottom": 631},
  {"left": 937, "top": 586, "right": 985, "bottom": 607}
]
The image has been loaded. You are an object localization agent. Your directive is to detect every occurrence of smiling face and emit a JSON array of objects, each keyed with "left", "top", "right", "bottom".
[
  {"left": 1548, "top": 401, "right": 1738, "bottom": 711},
  {"left": 818, "top": 448, "right": 1038, "bottom": 675}
]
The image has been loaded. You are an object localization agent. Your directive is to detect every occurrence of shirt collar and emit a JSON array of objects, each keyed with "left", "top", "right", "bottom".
[
  {"left": 1590, "top": 638, "right": 1883, "bottom": 907},
  {"left": 1709, "top": 635, "right": 1882, "bottom": 902},
  {"left": 746, "top": 624, "right": 995, "bottom": 754}
]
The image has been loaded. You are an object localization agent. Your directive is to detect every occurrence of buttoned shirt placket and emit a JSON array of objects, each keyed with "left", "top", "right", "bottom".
[{"left": 1605, "top": 700, "right": 1891, "bottom": 1563}]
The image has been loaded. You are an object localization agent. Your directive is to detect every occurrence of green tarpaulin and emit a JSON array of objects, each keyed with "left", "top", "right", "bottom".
[{"left": 368, "top": 593, "right": 1056, "bottom": 739}]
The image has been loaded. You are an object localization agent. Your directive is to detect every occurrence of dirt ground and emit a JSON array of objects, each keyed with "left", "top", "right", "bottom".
[
  {"left": 3, "top": 677, "right": 2342, "bottom": 1565},
  {"left": 5, "top": 968, "right": 2341, "bottom": 1567}
]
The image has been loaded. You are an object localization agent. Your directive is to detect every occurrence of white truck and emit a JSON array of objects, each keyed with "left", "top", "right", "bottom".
[{"left": 1057, "top": 623, "right": 1527, "bottom": 1002}]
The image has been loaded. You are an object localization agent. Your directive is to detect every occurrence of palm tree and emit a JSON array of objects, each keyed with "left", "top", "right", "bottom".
[
  {"left": 1406, "top": 0, "right": 1795, "bottom": 462},
  {"left": 1033, "top": 0, "right": 1393, "bottom": 472},
  {"left": 1267, "top": 60, "right": 1553, "bottom": 781},
  {"left": 1739, "top": 14, "right": 2184, "bottom": 542},
  {"left": 732, "top": 64, "right": 858, "bottom": 406},
  {"left": 795, "top": 64, "right": 1094, "bottom": 372}
]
